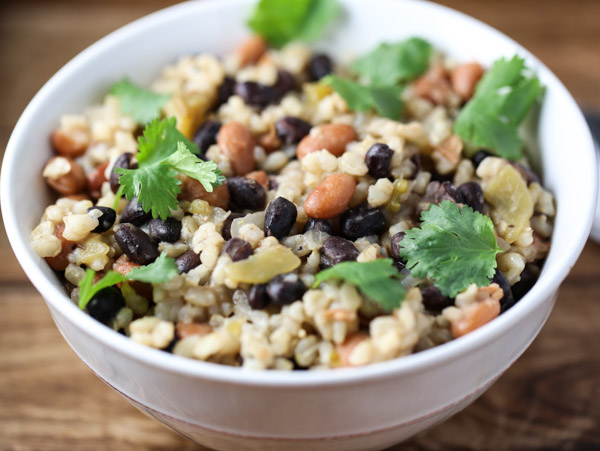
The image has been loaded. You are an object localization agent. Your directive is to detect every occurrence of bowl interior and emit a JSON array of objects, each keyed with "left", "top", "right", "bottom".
[{"left": 1, "top": 0, "right": 596, "bottom": 384}]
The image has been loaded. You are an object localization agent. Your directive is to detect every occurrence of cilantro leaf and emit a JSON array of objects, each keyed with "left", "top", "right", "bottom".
[
  {"left": 126, "top": 253, "right": 179, "bottom": 283},
  {"left": 323, "top": 75, "right": 403, "bottom": 119},
  {"left": 454, "top": 55, "right": 542, "bottom": 161},
  {"left": 399, "top": 201, "right": 502, "bottom": 298},
  {"left": 313, "top": 259, "right": 406, "bottom": 311},
  {"left": 352, "top": 38, "right": 432, "bottom": 85},
  {"left": 248, "top": 0, "right": 340, "bottom": 47},
  {"left": 109, "top": 78, "right": 170, "bottom": 125},
  {"left": 136, "top": 117, "right": 199, "bottom": 165},
  {"left": 78, "top": 253, "right": 178, "bottom": 309},
  {"left": 165, "top": 142, "right": 226, "bottom": 192},
  {"left": 115, "top": 118, "right": 223, "bottom": 219}
]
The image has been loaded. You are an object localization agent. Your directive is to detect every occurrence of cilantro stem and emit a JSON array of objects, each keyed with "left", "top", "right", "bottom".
[{"left": 113, "top": 185, "right": 124, "bottom": 211}]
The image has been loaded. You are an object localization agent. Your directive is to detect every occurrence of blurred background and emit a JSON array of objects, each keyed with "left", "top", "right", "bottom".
[{"left": 1, "top": 0, "right": 599, "bottom": 449}]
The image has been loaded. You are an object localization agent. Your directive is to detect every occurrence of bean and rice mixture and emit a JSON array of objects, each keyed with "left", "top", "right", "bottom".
[{"left": 31, "top": 35, "right": 555, "bottom": 370}]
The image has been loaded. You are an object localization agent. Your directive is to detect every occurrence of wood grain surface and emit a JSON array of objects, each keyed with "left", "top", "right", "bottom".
[{"left": 1, "top": 1, "right": 599, "bottom": 450}]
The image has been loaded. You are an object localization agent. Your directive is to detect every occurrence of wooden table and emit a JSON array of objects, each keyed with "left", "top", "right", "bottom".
[{"left": 1, "top": 1, "right": 599, "bottom": 449}]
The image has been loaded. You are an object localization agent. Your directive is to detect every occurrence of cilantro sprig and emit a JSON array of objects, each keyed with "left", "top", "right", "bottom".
[
  {"left": 248, "top": 0, "right": 340, "bottom": 47},
  {"left": 109, "top": 78, "right": 170, "bottom": 125},
  {"left": 323, "top": 75, "right": 404, "bottom": 119},
  {"left": 323, "top": 38, "right": 432, "bottom": 120},
  {"left": 78, "top": 253, "right": 179, "bottom": 309},
  {"left": 313, "top": 259, "right": 406, "bottom": 311},
  {"left": 400, "top": 201, "right": 502, "bottom": 298},
  {"left": 352, "top": 38, "right": 432, "bottom": 86},
  {"left": 115, "top": 118, "right": 225, "bottom": 220},
  {"left": 454, "top": 55, "right": 542, "bottom": 161}
]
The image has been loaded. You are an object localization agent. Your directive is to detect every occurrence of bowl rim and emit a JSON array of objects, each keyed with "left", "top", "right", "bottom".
[{"left": 1, "top": 0, "right": 596, "bottom": 388}]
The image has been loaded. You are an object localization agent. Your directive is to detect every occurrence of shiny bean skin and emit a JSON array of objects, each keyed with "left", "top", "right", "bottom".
[
  {"left": 217, "top": 122, "right": 256, "bottom": 176},
  {"left": 114, "top": 223, "right": 159, "bottom": 265},
  {"left": 297, "top": 124, "right": 356, "bottom": 160},
  {"left": 147, "top": 217, "right": 182, "bottom": 243},
  {"left": 304, "top": 173, "right": 356, "bottom": 219},
  {"left": 320, "top": 236, "right": 359, "bottom": 269},
  {"left": 340, "top": 205, "right": 387, "bottom": 240},
  {"left": 120, "top": 197, "right": 152, "bottom": 226},
  {"left": 222, "top": 237, "right": 253, "bottom": 262},
  {"left": 264, "top": 197, "right": 297, "bottom": 239},
  {"left": 175, "top": 250, "right": 202, "bottom": 274}
]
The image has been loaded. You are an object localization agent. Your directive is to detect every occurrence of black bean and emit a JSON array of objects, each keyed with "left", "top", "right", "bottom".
[
  {"left": 234, "top": 81, "right": 277, "bottom": 107},
  {"left": 114, "top": 223, "right": 159, "bottom": 265},
  {"left": 227, "top": 177, "right": 266, "bottom": 210},
  {"left": 320, "top": 236, "right": 359, "bottom": 269},
  {"left": 264, "top": 197, "right": 297, "bottom": 239},
  {"left": 492, "top": 269, "right": 515, "bottom": 313},
  {"left": 222, "top": 213, "right": 244, "bottom": 241},
  {"left": 511, "top": 264, "right": 540, "bottom": 302},
  {"left": 86, "top": 286, "right": 125, "bottom": 325},
  {"left": 110, "top": 153, "right": 136, "bottom": 193},
  {"left": 193, "top": 120, "right": 222, "bottom": 155},
  {"left": 216, "top": 76, "right": 235, "bottom": 107},
  {"left": 471, "top": 149, "right": 493, "bottom": 168},
  {"left": 88, "top": 206, "right": 116, "bottom": 233},
  {"left": 407, "top": 154, "right": 422, "bottom": 180},
  {"left": 390, "top": 232, "right": 406, "bottom": 262},
  {"left": 365, "top": 143, "right": 394, "bottom": 179},
  {"left": 147, "top": 217, "right": 182, "bottom": 243},
  {"left": 308, "top": 53, "right": 333, "bottom": 81},
  {"left": 175, "top": 250, "right": 202, "bottom": 274},
  {"left": 267, "top": 274, "right": 307, "bottom": 306},
  {"left": 222, "top": 237, "right": 253, "bottom": 262},
  {"left": 341, "top": 205, "right": 387, "bottom": 240},
  {"left": 120, "top": 197, "right": 152, "bottom": 226},
  {"left": 248, "top": 284, "right": 270, "bottom": 310},
  {"left": 455, "top": 181, "right": 485, "bottom": 213},
  {"left": 275, "top": 117, "right": 312, "bottom": 145},
  {"left": 421, "top": 286, "right": 453, "bottom": 312},
  {"left": 273, "top": 70, "right": 296, "bottom": 97},
  {"left": 303, "top": 217, "right": 332, "bottom": 235}
]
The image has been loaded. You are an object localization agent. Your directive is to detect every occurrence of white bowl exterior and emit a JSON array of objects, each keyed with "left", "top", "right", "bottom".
[
  {"left": 1, "top": 0, "right": 596, "bottom": 448},
  {"left": 46, "top": 290, "right": 557, "bottom": 450}
]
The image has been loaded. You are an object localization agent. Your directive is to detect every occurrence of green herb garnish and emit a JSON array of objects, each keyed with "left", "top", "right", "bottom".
[
  {"left": 313, "top": 259, "right": 406, "bottom": 311},
  {"left": 109, "top": 78, "right": 171, "bottom": 125},
  {"left": 248, "top": 0, "right": 340, "bottom": 47},
  {"left": 324, "top": 75, "right": 404, "bottom": 119},
  {"left": 352, "top": 38, "right": 432, "bottom": 85},
  {"left": 78, "top": 253, "right": 179, "bottom": 309},
  {"left": 454, "top": 55, "right": 542, "bottom": 161},
  {"left": 323, "top": 37, "right": 432, "bottom": 119},
  {"left": 399, "top": 201, "right": 503, "bottom": 298},
  {"left": 115, "top": 118, "right": 225, "bottom": 220}
]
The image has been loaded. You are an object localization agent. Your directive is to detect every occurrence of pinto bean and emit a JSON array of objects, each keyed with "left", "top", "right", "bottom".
[
  {"left": 43, "top": 156, "right": 86, "bottom": 196},
  {"left": 296, "top": 124, "right": 357, "bottom": 160},
  {"left": 45, "top": 223, "right": 75, "bottom": 271},
  {"left": 335, "top": 332, "right": 369, "bottom": 367},
  {"left": 451, "top": 298, "right": 501, "bottom": 338},
  {"left": 217, "top": 121, "right": 256, "bottom": 176},
  {"left": 412, "top": 64, "right": 452, "bottom": 105},
  {"left": 176, "top": 322, "right": 213, "bottom": 339},
  {"left": 86, "top": 161, "right": 109, "bottom": 201},
  {"left": 246, "top": 170, "right": 269, "bottom": 188},
  {"left": 178, "top": 175, "right": 230, "bottom": 210},
  {"left": 235, "top": 35, "right": 267, "bottom": 67},
  {"left": 304, "top": 173, "right": 356, "bottom": 219},
  {"left": 51, "top": 127, "right": 89, "bottom": 157},
  {"left": 451, "top": 62, "right": 485, "bottom": 101}
]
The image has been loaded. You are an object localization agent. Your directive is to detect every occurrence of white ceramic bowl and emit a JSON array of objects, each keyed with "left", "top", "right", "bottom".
[{"left": 1, "top": 1, "right": 596, "bottom": 449}]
